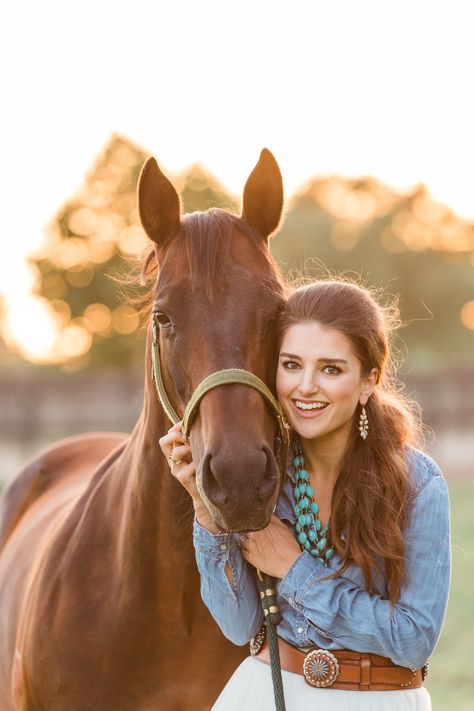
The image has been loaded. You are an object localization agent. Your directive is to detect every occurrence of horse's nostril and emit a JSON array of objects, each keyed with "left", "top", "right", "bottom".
[
  {"left": 257, "top": 445, "right": 279, "bottom": 503},
  {"left": 202, "top": 453, "right": 228, "bottom": 507}
]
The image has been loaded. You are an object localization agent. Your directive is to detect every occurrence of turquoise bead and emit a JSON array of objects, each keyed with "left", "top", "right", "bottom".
[{"left": 292, "top": 440, "right": 332, "bottom": 560}]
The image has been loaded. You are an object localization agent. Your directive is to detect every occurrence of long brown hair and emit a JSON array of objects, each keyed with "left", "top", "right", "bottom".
[{"left": 280, "top": 279, "right": 422, "bottom": 605}]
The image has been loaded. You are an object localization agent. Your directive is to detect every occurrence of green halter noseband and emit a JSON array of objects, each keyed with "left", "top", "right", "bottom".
[{"left": 151, "top": 319, "right": 290, "bottom": 445}]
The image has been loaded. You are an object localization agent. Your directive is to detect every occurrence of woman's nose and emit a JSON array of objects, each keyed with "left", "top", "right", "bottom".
[{"left": 297, "top": 373, "right": 319, "bottom": 396}]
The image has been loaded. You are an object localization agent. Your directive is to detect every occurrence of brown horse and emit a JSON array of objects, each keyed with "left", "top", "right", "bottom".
[{"left": 0, "top": 149, "right": 286, "bottom": 710}]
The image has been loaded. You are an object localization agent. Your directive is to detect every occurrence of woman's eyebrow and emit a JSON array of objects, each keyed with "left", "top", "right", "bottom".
[{"left": 279, "top": 352, "right": 348, "bottom": 364}]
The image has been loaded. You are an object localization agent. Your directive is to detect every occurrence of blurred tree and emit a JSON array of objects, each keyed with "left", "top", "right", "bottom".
[
  {"left": 27, "top": 137, "right": 474, "bottom": 370},
  {"left": 272, "top": 178, "right": 474, "bottom": 367},
  {"left": 30, "top": 135, "right": 238, "bottom": 371},
  {"left": 0, "top": 299, "right": 18, "bottom": 367}
]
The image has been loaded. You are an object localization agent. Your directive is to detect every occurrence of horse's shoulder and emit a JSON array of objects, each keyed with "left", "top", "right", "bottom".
[{"left": 0, "top": 432, "right": 128, "bottom": 551}]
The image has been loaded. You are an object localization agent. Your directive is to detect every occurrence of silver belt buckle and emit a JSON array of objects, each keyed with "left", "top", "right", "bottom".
[{"left": 303, "top": 649, "right": 340, "bottom": 688}]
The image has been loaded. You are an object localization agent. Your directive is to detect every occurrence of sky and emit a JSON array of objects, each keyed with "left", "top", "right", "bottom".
[{"left": 1, "top": 0, "right": 473, "bottom": 359}]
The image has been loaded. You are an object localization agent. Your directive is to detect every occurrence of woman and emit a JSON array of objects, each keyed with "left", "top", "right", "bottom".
[{"left": 160, "top": 279, "right": 451, "bottom": 710}]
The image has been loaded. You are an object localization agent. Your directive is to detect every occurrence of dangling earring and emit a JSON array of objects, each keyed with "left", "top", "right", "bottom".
[{"left": 359, "top": 406, "right": 369, "bottom": 440}]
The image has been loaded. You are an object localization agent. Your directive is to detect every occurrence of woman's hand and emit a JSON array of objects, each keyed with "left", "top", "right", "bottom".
[
  {"left": 159, "top": 423, "right": 219, "bottom": 534},
  {"left": 240, "top": 515, "right": 302, "bottom": 579}
]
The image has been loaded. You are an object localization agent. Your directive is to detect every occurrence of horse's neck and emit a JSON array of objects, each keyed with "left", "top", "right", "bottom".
[{"left": 95, "top": 369, "right": 196, "bottom": 598}]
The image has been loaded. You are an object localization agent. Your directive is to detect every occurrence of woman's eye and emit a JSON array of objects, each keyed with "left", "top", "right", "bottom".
[
  {"left": 282, "top": 360, "right": 300, "bottom": 370},
  {"left": 154, "top": 311, "right": 172, "bottom": 327},
  {"left": 322, "top": 364, "right": 341, "bottom": 375}
]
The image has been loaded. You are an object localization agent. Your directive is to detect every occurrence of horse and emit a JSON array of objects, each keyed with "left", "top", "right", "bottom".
[{"left": 0, "top": 149, "right": 287, "bottom": 710}]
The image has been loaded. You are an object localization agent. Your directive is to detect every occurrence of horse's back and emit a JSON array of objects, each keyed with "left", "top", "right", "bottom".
[{"left": 0, "top": 432, "right": 128, "bottom": 552}]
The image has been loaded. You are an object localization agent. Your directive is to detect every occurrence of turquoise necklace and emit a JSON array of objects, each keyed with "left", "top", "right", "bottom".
[{"left": 292, "top": 439, "right": 335, "bottom": 567}]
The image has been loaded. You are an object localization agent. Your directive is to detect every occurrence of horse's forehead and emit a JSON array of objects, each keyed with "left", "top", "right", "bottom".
[
  {"left": 228, "top": 228, "right": 266, "bottom": 269},
  {"left": 157, "top": 223, "right": 274, "bottom": 291}
]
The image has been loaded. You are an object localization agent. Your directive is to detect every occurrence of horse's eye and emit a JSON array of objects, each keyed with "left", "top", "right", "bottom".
[{"left": 154, "top": 311, "right": 171, "bottom": 327}]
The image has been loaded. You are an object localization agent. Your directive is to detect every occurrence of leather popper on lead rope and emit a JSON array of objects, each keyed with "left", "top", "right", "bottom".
[
  {"left": 253, "top": 571, "right": 287, "bottom": 711},
  {"left": 151, "top": 317, "right": 289, "bottom": 710}
]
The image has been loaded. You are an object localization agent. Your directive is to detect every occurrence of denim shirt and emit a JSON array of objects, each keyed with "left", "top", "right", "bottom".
[{"left": 193, "top": 447, "right": 451, "bottom": 670}]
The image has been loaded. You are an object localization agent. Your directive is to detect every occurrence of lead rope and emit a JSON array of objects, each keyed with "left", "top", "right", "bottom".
[
  {"left": 151, "top": 320, "right": 288, "bottom": 709},
  {"left": 256, "top": 570, "right": 287, "bottom": 711}
]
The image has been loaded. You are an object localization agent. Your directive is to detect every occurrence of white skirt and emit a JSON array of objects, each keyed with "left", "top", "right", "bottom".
[{"left": 211, "top": 657, "right": 431, "bottom": 711}]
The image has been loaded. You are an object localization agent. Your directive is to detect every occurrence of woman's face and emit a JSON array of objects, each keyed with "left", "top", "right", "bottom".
[{"left": 276, "top": 321, "right": 376, "bottom": 444}]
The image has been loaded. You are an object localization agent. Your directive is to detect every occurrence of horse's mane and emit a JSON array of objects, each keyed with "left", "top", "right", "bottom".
[{"left": 139, "top": 208, "right": 285, "bottom": 308}]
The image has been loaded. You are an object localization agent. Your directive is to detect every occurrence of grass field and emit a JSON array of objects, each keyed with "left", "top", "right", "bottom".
[{"left": 425, "top": 478, "right": 474, "bottom": 709}]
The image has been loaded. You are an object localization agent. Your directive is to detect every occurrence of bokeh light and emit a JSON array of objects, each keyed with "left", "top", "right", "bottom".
[{"left": 460, "top": 301, "right": 474, "bottom": 330}]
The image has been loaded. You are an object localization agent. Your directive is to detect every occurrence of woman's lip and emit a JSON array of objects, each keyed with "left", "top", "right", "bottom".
[{"left": 290, "top": 400, "right": 329, "bottom": 418}]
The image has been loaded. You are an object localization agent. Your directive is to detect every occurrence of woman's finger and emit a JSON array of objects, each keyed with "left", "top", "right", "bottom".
[
  {"left": 171, "top": 460, "right": 196, "bottom": 482},
  {"left": 159, "top": 429, "right": 187, "bottom": 456},
  {"left": 170, "top": 461, "right": 198, "bottom": 496},
  {"left": 169, "top": 443, "right": 192, "bottom": 462},
  {"left": 170, "top": 421, "right": 189, "bottom": 442}
]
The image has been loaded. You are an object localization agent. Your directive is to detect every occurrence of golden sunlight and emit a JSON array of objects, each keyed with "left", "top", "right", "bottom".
[{"left": 460, "top": 301, "right": 474, "bottom": 331}]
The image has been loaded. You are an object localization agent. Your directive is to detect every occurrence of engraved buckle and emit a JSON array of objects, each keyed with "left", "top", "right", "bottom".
[
  {"left": 303, "top": 649, "right": 340, "bottom": 688},
  {"left": 249, "top": 626, "right": 266, "bottom": 655}
]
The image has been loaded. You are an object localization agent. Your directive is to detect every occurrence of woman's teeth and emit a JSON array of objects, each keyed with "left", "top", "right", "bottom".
[{"left": 295, "top": 401, "right": 328, "bottom": 411}]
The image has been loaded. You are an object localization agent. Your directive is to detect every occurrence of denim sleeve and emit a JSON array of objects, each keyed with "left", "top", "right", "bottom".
[
  {"left": 278, "top": 472, "right": 451, "bottom": 669},
  {"left": 193, "top": 520, "right": 263, "bottom": 645}
]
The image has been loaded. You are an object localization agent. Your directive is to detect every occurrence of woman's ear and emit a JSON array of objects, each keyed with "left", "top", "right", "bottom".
[{"left": 359, "top": 368, "right": 378, "bottom": 406}]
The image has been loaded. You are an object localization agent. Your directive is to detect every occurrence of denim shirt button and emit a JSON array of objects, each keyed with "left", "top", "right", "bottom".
[
  {"left": 219, "top": 544, "right": 227, "bottom": 551},
  {"left": 288, "top": 597, "right": 293, "bottom": 604},
  {"left": 297, "top": 626, "right": 304, "bottom": 634}
]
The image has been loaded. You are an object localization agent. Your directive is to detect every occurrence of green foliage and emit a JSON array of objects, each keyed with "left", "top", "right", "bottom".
[
  {"left": 272, "top": 179, "right": 474, "bottom": 367},
  {"left": 425, "top": 478, "right": 474, "bottom": 709},
  {"left": 29, "top": 137, "right": 474, "bottom": 370},
  {"left": 31, "top": 135, "right": 239, "bottom": 370}
]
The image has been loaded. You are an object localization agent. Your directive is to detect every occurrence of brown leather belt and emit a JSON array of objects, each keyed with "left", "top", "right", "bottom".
[{"left": 254, "top": 636, "right": 425, "bottom": 691}]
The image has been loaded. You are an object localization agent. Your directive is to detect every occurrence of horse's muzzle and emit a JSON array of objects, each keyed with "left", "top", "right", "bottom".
[{"left": 200, "top": 442, "right": 280, "bottom": 531}]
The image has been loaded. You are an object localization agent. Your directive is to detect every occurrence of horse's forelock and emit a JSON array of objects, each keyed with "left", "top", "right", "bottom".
[
  {"left": 180, "top": 209, "right": 285, "bottom": 300},
  {"left": 135, "top": 208, "right": 285, "bottom": 312}
]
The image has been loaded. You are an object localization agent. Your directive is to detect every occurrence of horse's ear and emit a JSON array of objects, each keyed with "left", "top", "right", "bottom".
[
  {"left": 138, "top": 157, "right": 181, "bottom": 246},
  {"left": 242, "top": 148, "right": 283, "bottom": 239}
]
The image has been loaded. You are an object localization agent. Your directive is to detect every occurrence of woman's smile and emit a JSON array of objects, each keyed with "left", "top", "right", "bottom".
[
  {"left": 276, "top": 321, "right": 376, "bottom": 445},
  {"left": 292, "top": 399, "right": 329, "bottom": 416}
]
